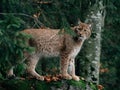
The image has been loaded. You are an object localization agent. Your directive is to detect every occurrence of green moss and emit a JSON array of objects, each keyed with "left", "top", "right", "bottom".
[
  {"left": 49, "top": 81, "right": 63, "bottom": 88},
  {"left": 34, "top": 81, "right": 50, "bottom": 90},
  {"left": 89, "top": 82, "right": 98, "bottom": 90},
  {"left": 0, "top": 79, "right": 97, "bottom": 90},
  {"left": 67, "top": 80, "right": 86, "bottom": 89}
]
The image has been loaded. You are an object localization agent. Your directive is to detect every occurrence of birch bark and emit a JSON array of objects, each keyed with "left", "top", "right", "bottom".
[{"left": 84, "top": 1, "right": 105, "bottom": 87}]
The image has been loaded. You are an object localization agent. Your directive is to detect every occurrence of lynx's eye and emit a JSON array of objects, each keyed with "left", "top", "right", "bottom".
[{"left": 84, "top": 29, "right": 87, "bottom": 32}]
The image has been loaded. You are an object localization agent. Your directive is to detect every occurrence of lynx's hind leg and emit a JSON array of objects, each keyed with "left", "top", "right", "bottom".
[
  {"left": 7, "top": 66, "right": 15, "bottom": 78},
  {"left": 26, "top": 54, "right": 44, "bottom": 81}
]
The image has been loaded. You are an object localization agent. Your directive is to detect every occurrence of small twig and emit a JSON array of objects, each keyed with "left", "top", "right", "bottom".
[
  {"left": 36, "top": 1, "right": 52, "bottom": 4},
  {"left": 33, "top": 16, "right": 45, "bottom": 28}
]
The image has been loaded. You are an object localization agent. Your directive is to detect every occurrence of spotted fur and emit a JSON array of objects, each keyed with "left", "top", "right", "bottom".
[{"left": 7, "top": 22, "right": 91, "bottom": 81}]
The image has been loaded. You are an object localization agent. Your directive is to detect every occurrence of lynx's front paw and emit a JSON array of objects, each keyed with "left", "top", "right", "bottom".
[
  {"left": 36, "top": 76, "right": 44, "bottom": 81},
  {"left": 72, "top": 75, "right": 80, "bottom": 81},
  {"left": 62, "top": 74, "right": 72, "bottom": 80}
]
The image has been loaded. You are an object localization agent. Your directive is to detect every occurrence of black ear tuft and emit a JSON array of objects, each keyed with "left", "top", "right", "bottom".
[{"left": 78, "top": 19, "right": 81, "bottom": 25}]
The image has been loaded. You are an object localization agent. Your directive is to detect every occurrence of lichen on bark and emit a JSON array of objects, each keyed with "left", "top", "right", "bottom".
[{"left": 82, "top": 1, "right": 105, "bottom": 87}]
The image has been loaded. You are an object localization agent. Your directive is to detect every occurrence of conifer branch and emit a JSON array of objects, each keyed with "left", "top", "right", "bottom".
[{"left": 0, "top": 13, "right": 45, "bottom": 28}]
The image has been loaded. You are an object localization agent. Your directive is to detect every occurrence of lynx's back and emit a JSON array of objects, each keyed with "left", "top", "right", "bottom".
[{"left": 23, "top": 29, "right": 64, "bottom": 57}]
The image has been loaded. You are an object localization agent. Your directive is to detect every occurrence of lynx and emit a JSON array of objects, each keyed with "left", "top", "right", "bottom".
[{"left": 7, "top": 22, "right": 91, "bottom": 81}]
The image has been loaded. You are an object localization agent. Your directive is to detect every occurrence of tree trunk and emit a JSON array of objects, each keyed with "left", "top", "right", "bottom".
[{"left": 84, "top": 0, "right": 105, "bottom": 87}]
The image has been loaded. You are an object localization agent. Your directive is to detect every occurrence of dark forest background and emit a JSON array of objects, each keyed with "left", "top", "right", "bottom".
[{"left": 0, "top": 0, "right": 120, "bottom": 90}]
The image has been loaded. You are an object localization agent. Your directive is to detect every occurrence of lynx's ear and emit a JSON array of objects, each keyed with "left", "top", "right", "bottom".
[
  {"left": 77, "top": 19, "right": 82, "bottom": 25},
  {"left": 89, "top": 24, "right": 92, "bottom": 28},
  {"left": 88, "top": 24, "right": 92, "bottom": 31}
]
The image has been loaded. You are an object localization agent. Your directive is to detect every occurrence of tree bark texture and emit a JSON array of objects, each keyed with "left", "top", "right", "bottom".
[{"left": 84, "top": 1, "right": 105, "bottom": 86}]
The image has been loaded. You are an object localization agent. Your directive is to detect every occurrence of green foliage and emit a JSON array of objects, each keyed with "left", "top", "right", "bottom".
[
  {"left": 100, "top": 0, "right": 120, "bottom": 89},
  {"left": 0, "top": 15, "right": 34, "bottom": 77},
  {"left": 37, "top": 57, "right": 60, "bottom": 75},
  {"left": 14, "top": 63, "right": 27, "bottom": 76}
]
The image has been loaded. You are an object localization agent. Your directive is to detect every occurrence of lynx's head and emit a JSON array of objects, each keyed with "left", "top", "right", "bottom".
[{"left": 72, "top": 22, "right": 91, "bottom": 41}]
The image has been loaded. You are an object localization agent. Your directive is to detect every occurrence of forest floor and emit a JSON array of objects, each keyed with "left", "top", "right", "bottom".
[{"left": 0, "top": 77, "right": 97, "bottom": 90}]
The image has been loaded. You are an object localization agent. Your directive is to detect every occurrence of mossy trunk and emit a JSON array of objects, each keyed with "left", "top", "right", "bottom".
[{"left": 83, "top": 0, "right": 105, "bottom": 88}]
